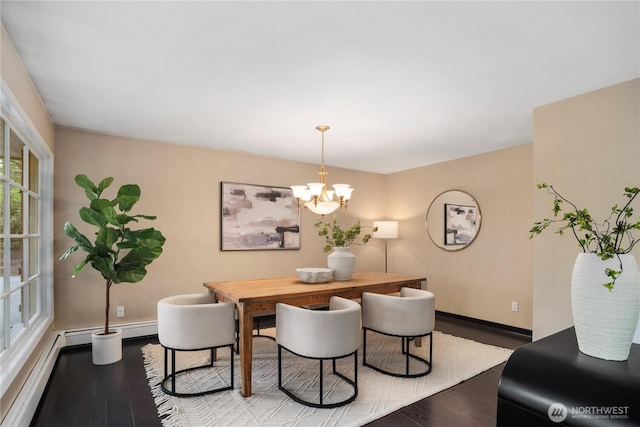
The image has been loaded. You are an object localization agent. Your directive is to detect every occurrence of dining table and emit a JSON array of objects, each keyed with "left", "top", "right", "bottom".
[{"left": 203, "top": 271, "right": 427, "bottom": 397}]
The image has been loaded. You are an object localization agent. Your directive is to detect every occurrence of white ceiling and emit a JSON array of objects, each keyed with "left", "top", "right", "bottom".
[{"left": 1, "top": 1, "right": 638, "bottom": 174}]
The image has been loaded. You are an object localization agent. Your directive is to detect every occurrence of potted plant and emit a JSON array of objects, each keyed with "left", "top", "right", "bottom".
[
  {"left": 60, "top": 174, "right": 166, "bottom": 364},
  {"left": 530, "top": 183, "right": 640, "bottom": 360},
  {"left": 315, "top": 215, "right": 377, "bottom": 280}
]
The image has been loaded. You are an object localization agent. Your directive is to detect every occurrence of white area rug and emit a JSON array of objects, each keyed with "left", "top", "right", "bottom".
[{"left": 142, "top": 329, "right": 513, "bottom": 427}]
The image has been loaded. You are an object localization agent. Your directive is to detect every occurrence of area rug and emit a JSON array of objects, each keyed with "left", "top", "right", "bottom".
[{"left": 142, "top": 329, "right": 513, "bottom": 427}]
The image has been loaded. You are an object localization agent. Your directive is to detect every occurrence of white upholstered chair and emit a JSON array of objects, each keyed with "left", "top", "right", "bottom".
[
  {"left": 157, "top": 293, "right": 236, "bottom": 397},
  {"left": 362, "top": 287, "right": 435, "bottom": 378},
  {"left": 276, "top": 296, "right": 361, "bottom": 408}
]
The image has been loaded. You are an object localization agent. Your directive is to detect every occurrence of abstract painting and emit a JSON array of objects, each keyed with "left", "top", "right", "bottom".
[
  {"left": 444, "top": 204, "right": 477, "bottom": 246},
  {"left": 220, "top": 182, "right": 300, "bottom": 250}
]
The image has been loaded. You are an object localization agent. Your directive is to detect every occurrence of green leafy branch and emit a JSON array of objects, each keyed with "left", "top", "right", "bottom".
[
  {"left": 315, "top": 215, "right": 378, "bottom": 253},
  {"left": 530, "top": 183, "right": 640, "bottom": 291}
]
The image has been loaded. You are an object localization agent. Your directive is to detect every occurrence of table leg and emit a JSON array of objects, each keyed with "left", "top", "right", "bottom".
[{"left": 238, "top": 302, "right": 253, "bottom": 397}]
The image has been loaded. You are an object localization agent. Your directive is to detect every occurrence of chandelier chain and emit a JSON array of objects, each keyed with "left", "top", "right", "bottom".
[{"left": 320, "top": 128, "right": 326, "bottom": 171}]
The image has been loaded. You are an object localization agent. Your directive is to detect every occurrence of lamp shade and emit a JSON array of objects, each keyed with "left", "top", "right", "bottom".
[
  {"left": 306, "top": 200, "right": 340, "bottom": 215},
  {"left": 373, "top": 221, "right": 398, "bottom": 239}
]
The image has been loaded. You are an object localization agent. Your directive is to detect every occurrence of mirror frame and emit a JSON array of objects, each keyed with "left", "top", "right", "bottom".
[{"left": 425, "top": 189, "right": 482, "bottom": 251}]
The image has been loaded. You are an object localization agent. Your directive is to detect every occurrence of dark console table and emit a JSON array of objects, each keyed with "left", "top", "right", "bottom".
[{"left": 497, "top": 327, "right": 639, "bottom": 426}]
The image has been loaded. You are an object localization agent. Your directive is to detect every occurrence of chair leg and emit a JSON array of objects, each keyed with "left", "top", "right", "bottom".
[
  {"left": 163, "top": 346, "right": 168, "bottom": 385},
  {"left": 363, "top": 329, "right": 432, "bottom": 378},
  {"left": 429, "top": 332, "right": 433, "bottom": 370},
  {"left": 235, "top": 316, "right": 276, "bottom": 355},
  {"left": 354, "top": 351, "right": 358, "bottom": 388},
  {"left": 235, "top": 318, "right": 240, "bottom": 354},
  {"left": 331, "top": 352, "right": 358, "bottom": 397},
  {"left": 278, "top": 347, "right": 358, "bottom": 408},
  {"left": 363, "top": 328, "right": 368, "bottom": 366},
  {"left": 404, "top": 337, "right": 410, "bottom": 376},
  {"left": 278, "top": 345, "right": 282, "bottom": 389},
  {"left": 171, "top": 349, "right": 176, "bottom": 394},
  {"left": 160, "top": 345, "right": 235, "bottom": 397},
  {"left": 319, "top": 359, "right": 324, "bottom": 406}
]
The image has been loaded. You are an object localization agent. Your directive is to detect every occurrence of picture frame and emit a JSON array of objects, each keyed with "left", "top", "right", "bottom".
[
  {"left": 444, "top": 203, "right": 477, "bottom": 246},
  {"left": 220, "top": 181, "right": 301, "bottom": 251}
]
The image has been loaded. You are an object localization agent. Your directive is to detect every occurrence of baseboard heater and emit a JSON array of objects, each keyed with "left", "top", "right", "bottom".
[
  {"left": 436, "top": 310, "right": 532, "bottom": 339},
  {"left": 63, "top": 320, "right": 158, "bottom": 346}
]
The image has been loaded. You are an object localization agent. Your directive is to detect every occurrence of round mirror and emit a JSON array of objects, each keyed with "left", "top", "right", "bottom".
[{"left": 425, "top": 190, "right": 481, "bottom": 251}]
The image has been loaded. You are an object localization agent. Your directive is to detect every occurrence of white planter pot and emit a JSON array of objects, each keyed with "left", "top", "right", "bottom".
[
  {"left": 92, "top": 328, "right": 123, "bottom": 365},
  {"left": 571, "top": 253, "right": 640, "bottom": 361},
  {"left": 327, "top": 247, "right": 356, "bottom": 281}
]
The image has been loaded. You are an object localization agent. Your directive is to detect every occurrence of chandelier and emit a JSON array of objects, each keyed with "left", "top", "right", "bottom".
[{"left": 290, "top": 125, "right": 353, "bottom": 216}]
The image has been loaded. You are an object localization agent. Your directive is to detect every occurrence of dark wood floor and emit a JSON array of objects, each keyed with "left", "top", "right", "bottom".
[
  {"left": 367, "top": 315, "right": 530, "bottom": 427},
  {"left": 30, "top": 314, "right": 530, "bottom": 427}
]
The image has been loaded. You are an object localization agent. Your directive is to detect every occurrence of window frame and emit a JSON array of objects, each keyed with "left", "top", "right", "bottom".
[{"left": 0, "top": 82, "right": 53, "bottom": 400}]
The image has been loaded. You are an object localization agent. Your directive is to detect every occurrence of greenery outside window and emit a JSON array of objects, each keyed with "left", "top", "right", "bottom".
[{"left": 0, "top": 87, "right": 53, "bottom": 401}]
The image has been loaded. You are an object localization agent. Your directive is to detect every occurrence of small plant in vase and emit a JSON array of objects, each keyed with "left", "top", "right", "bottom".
[{"left": 315, "top": 215, "right": 377, "bottom": 281}]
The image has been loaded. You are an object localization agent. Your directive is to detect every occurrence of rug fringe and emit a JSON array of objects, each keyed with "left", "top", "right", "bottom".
[{"left": 142, "top": 343, "right": 181, "bottom": 427}]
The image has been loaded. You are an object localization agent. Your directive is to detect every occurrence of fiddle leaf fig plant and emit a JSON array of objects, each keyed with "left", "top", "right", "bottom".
[
  {"left": 315, "top": 214, "right": 378, "bottom": 253},
  {"left": 60, "top": 174, "right": 166, "bottom": 335},
  {"left": 530, "top": 183, "right": 640, "bottom": 291}
]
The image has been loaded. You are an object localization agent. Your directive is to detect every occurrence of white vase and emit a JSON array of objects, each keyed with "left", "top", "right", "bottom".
[
  {"left": 571, "top": 253, "right": 640, "bottom": 361},
  {"left": 92, "top": 328, "right": 123, "bottom": 365},
  {"left": 327, "top": 247, "right": 356, "bottom": 281}
]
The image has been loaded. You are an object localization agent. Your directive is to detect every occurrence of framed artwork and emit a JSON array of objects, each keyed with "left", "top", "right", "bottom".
[
  {"left": 220, "top": 182, "right": 301, "bottom": 251},
  {"left": 444, "top": 203, "right": 477, "bottom": 246}
]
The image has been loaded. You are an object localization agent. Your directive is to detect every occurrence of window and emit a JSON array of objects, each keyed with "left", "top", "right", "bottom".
[{"left": 0, "top": 87, "right": 53, "bottom": 397}]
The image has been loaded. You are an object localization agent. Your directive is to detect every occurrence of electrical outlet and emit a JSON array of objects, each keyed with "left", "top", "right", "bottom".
[
  {"left": 116, "top": 306, "right": 125, "bottom": 317},
  {"left": 511, "top": 301, "right": 518, "bottom": 312}
]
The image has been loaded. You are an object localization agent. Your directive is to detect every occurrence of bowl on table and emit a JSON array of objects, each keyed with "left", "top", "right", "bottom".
[{"left": 296, "top": 268, "right": 333, "bottom": 284}]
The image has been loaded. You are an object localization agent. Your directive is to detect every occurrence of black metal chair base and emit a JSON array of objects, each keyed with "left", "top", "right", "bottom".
[
  {"left": 278, "top": 345, "right": 358, "bottom": 408},
  {"left": 234, "top": 316, "right": 276, "bottom": 354},
  {"left": 363, "top": 328, "right": 433, "bottom": 378},
  {"left": 160, "top": 344, "right": 234, "bottom": 397}
]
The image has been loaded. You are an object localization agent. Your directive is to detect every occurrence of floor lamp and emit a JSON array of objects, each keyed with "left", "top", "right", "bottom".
[{"left": 373, "top": 221, "right": 398, "bottom": 273}]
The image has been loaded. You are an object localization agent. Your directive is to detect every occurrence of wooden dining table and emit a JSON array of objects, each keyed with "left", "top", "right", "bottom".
[{"left": 203, "top": 271, "right": 427, "bottom": 397}]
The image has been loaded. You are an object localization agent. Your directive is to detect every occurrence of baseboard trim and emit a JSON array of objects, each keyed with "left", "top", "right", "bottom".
[
  {"left": 63, "top": 320, "right": 158, "bottom": 347},
  {"left": 436, "top": 311, "right": 532, "bottom": 339},
  {"left": 2, "top": 333, "right": 64, "bottom": 427},
  {"left": 3, "top": 320, "right": 158, "bottom": 426}
]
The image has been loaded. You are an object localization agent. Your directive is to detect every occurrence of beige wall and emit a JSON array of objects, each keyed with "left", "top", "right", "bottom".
[
  {"left": 0, "top": 25, "right": 55, "bottom": 422},
  {"left": 532, "top": 78, "right": 640, "bottom": 340},
  {"left": 54, "top": 128, "right": 534, "bottom": 332},
  {"left": 0, "top": 25, "right": 55, "bottom": 152},
  {"left": 385, "top": 144, "right": 534, "bottom": 330},
  {"left": 53, "top": 128, "right": 387, "bottom": 330}
]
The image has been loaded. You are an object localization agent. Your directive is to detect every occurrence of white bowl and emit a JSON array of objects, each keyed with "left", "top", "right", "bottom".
[{"left": 296, "top": 268, "right": 333, "bottom": 284}]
